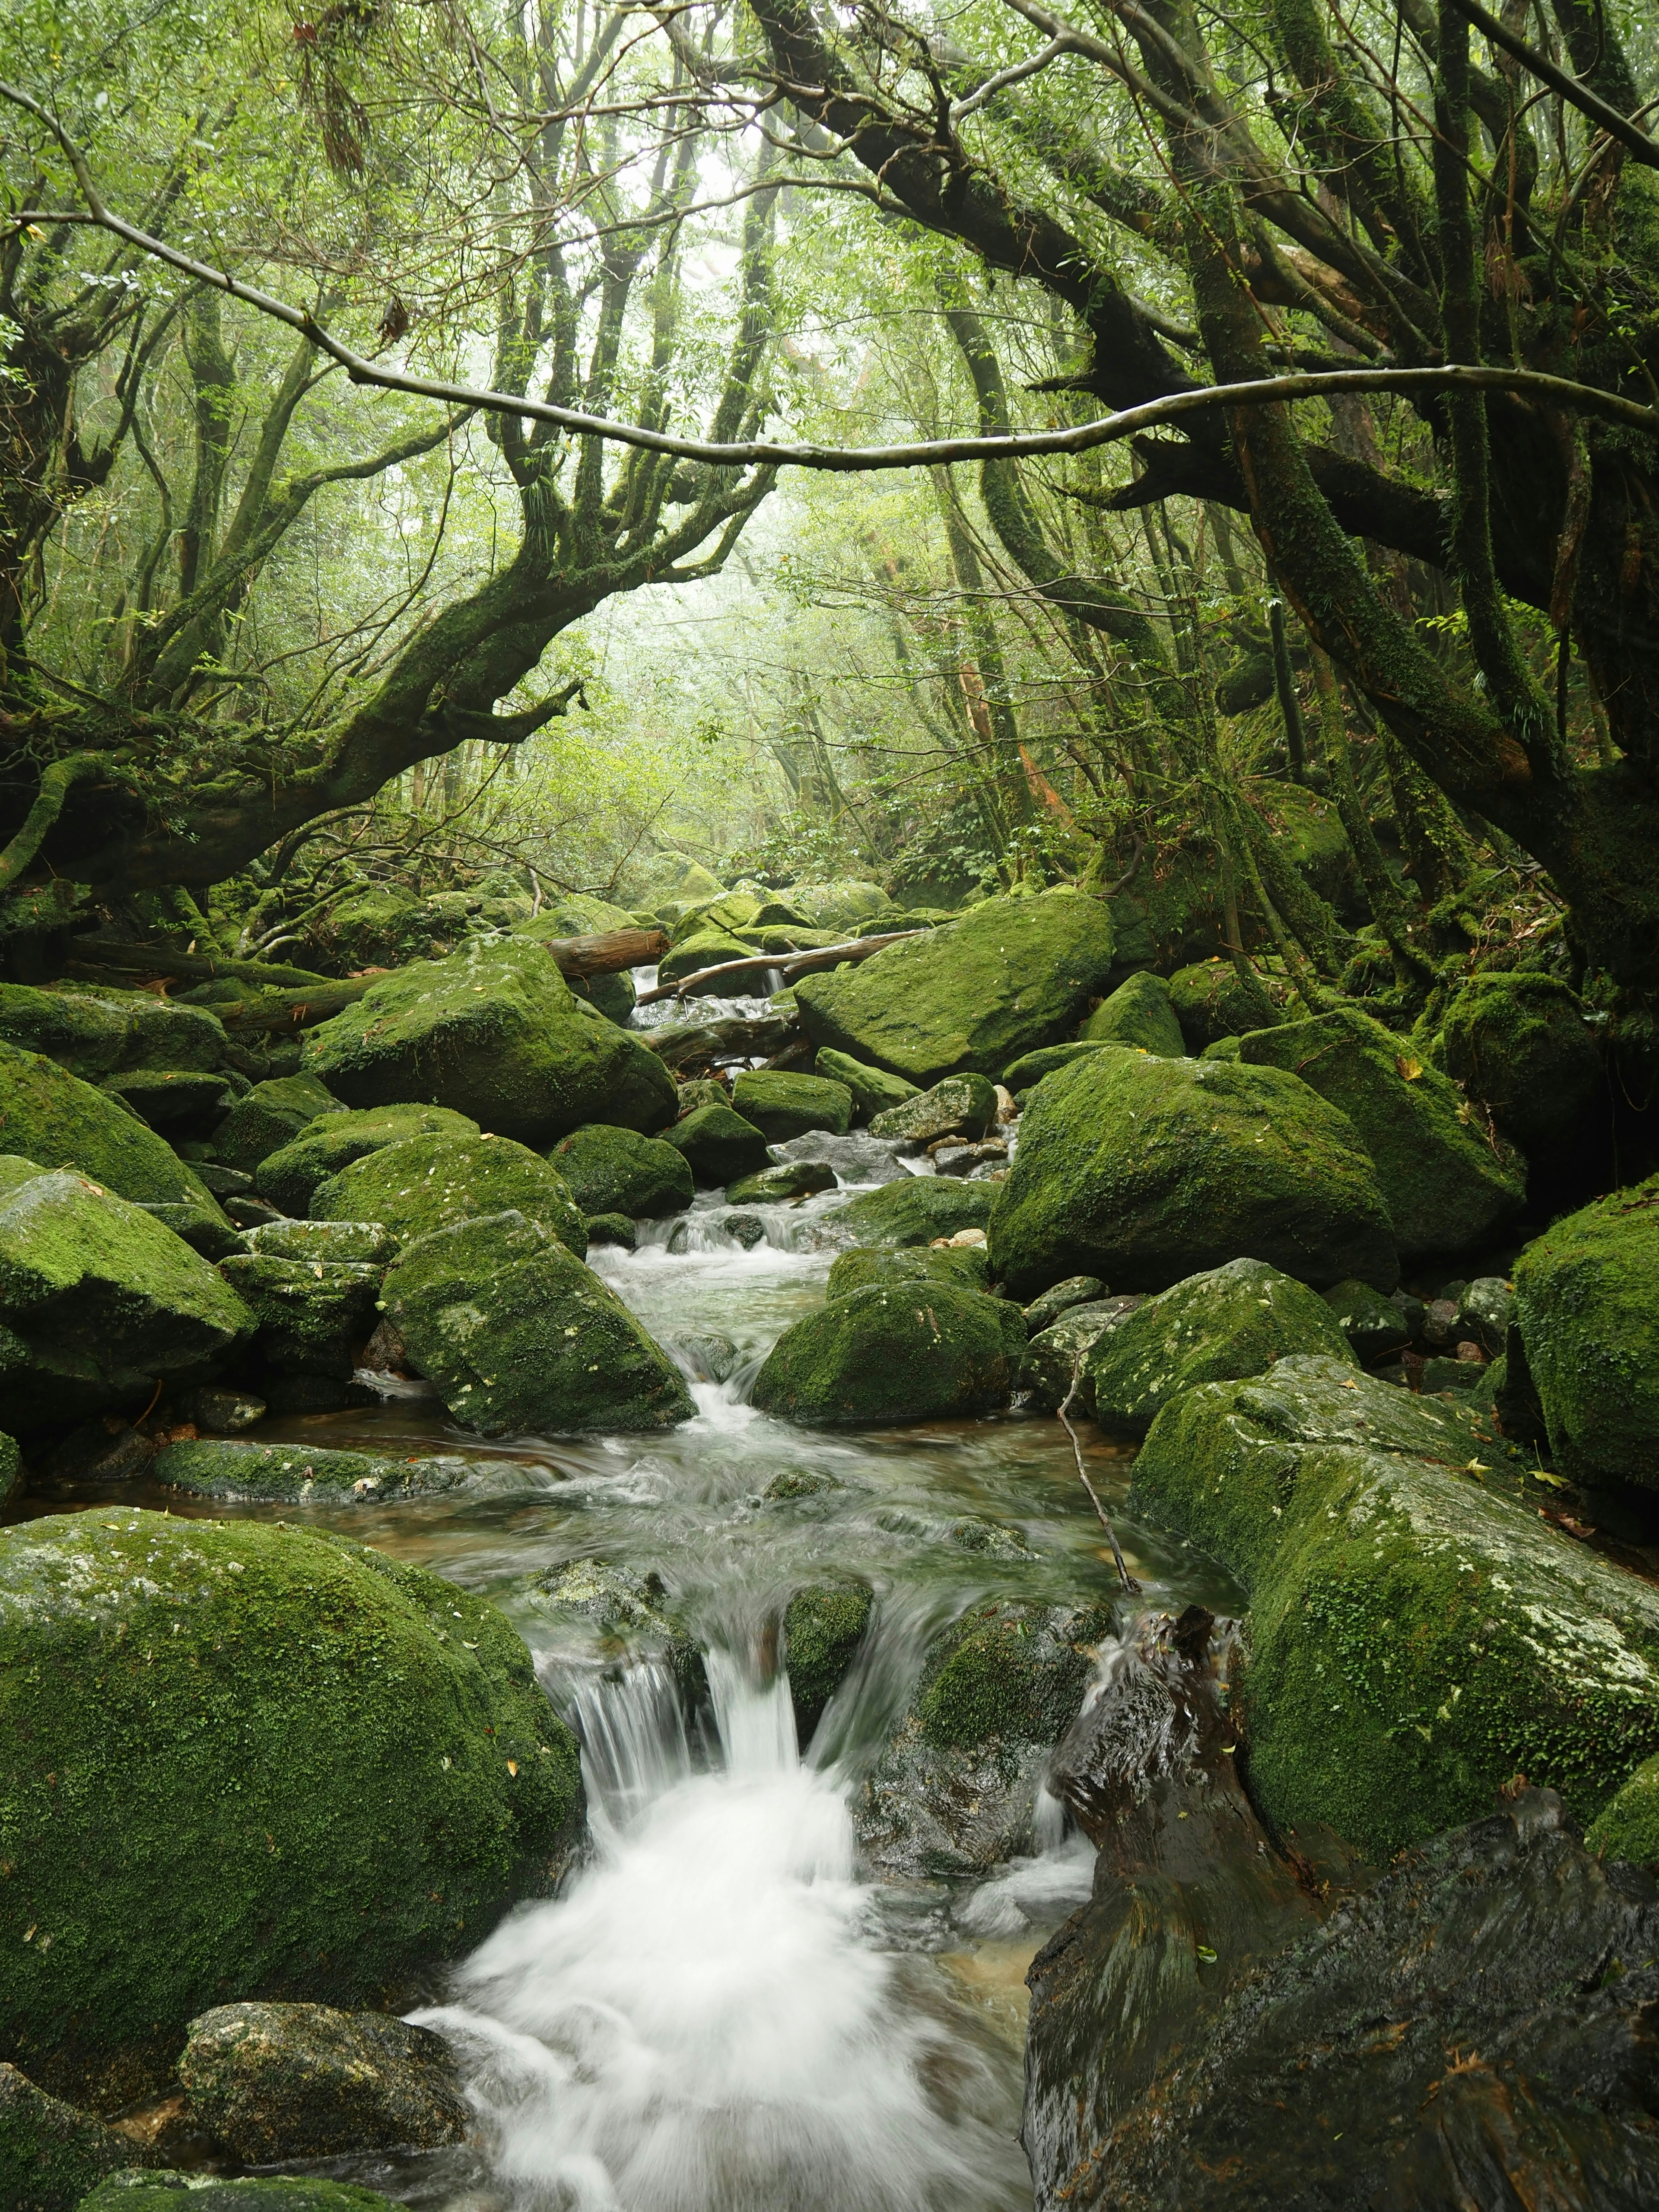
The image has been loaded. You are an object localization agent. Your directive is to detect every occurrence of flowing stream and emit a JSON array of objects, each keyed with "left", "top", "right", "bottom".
[{"left": 43, "top": 1053, "right": 1240, "bottom": 2209}]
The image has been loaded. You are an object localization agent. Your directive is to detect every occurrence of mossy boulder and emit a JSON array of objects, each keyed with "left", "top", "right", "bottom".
[
  {"left": 240, "top": 1220, "right": 397, "bottom": 1265},
  {"left": 1129, "top": 1355, "right": 1659, "bottom": 1856},
  {"left": 784, "top": 879, "right": 893, "bottom": 932},
  {"left": 1584, "top": 1750, "right": 1659, "bottom": 1864},
  {"left": 0, "top": 986, "right": 233, "bottom": 1080},
  {"left": 1511, "top": 1176, "right": 1659, "bottom": 1489},
  {"left": 1082, "top": 970, "right": 1185, "bottom": 1056},
  {"left": 78, "top": 2173, "right": 404, "bottom": 2210},
  {"left": 0, "top": 2063, "right": 137, "bottom": 2212},
  {"left": 795, "top": 890, "right": 1116, "bottom": 1086},
  {"left": 1239, "top": 1007, "right": 1525, "bottom": 1265},
  {"left": 822, "top": 1176, "right": 995, "bottom": 1248},
  {"left": 175, "top": 2002, "right": 467, "bottom": 2163},
  {"left": 98, "top": 1071, "right": 240, "bottom": 1142},
  {"left": 254, "top": 1106, "right": 478, "bottom": 1217},
  {"left": 724, "top": 1159, "right": 836, "bottom": 1204},
  {"left": 987, "top": 1049, "right": 1397, "bottom": 1300},
  {"left": 633, "top": 852, "right": 725, "bottom": 910},
  {"left": 868, "top": 1073, "right": 997, "bottom": 1145},
  {"left": 513, "top": 891, "right": 642, "bottom": 1023},
  {"left": 0, "top": 1045, "right": 229, "bottom": 1227},
  {"left": 730, "top": 1070, "right": 852, "bottom": 1141},
  {"left": 211, "top": 1075, "right": 342, "bottom": 1173},
  {"left": 0, "top": 1162, "right": 252, "bottom": 1436},
  {"left": 382, "top": 1210, "right": 693, "bottom": 1434},
  {"left": 659, "top": 1102, "right": 769, "bottom": 1186},
  {"left": 1084, "top": 1258, "right": 1355, "bottom": 1437},
  {"left": 1438, "top": 969, "right": 1603, "bottom": 1151},
  {"left": 1322, "top": 1277, "right": 1412, "bottom": 1362},
  {"left": 826, "top": 1243, "right": 990, "bottom": 1299},
  {"left": 0, "top": 1512, "right": 582, "bottom": 2081},
  {"left": 302, "top": 937, "right": 674, "bottom": 1144},
  {"left": 783, "top": 1583, "right": 874, "bottom": 1744},
  {"left": 752, "top": 1280, "right": 1025, "bottom": 1426},
  {"left": 310, "top": 1131, "right": 588, "bottom": 1258},
  {"left": 1023, "top": 1274, "right": 1106, "bottom": 1330},
  {"left": 152, "top": 1440, "right": 468, "bottom": 1504},
  {"left": 656, "top": 926, "right": 755, "bottom": 990},
  {"left": 1001, "top": 1040, "right": 1120, "bottom": 1096},
  {"left": 546, "top": 1124, "right": 693, "bottom": 1220},
  {"left": 1167, "top": 959, "right": 1281, "bottom": 1052},
  {"left": 216, "top": 1254, "right": 382, "bottom": 1379},
  {"left": 812, "top": 1048, "right": 919, "bottom": 1120}
]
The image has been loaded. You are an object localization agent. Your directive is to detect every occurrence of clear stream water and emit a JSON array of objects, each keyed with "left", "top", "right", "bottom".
[{"left": 30, "top": 1004, "right": 1242, "bottom": 2210}]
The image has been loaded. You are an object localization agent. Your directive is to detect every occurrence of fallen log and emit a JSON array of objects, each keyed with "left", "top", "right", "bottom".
[
  {"left": 635, "top": 928, "right": 921, "bottom": 1004},
  {"left": 213, "top": 981, "right": 373, "bottom": 1032},
  {"left": 640, "top": 1011, "right": 800, "bottom": 1071},
  {"left": 64, "top": 938, "right": 337, "bottom": 992},
  {"left": 536, "top": 926, "right": 667, "bottom": 978}
]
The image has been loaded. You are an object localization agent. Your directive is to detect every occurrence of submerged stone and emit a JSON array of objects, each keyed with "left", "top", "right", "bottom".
[{"left": 152, "top": 1440, "right": 469, "bottom": 1503}]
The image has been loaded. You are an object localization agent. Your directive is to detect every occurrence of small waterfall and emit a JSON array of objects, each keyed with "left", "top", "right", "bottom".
[{"left": 565, "top": 1658, "right": 692, "bottom": 1841}]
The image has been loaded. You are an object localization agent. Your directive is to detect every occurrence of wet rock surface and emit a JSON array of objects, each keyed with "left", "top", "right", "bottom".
[{"left": 0, "top": 2061, "right": 143, "bottom": 2212}]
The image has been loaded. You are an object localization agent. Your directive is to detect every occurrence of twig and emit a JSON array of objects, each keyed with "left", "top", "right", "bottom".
[{"left": 1057, "top": 1353, "right": 1139, "bottom": 1592}]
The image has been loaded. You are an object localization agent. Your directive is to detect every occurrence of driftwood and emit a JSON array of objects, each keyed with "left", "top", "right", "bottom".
[{"left": 636, "top": 928, "right": 921, "bottom": 1004}]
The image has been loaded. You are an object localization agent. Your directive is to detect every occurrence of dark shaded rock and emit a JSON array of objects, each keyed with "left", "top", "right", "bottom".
[
  {"left": 661, "top": 1102, "right": 769, "bottom": 1186},
  {"left": 1321, "top": 1276, "right": 1411, "bottom": 1361},
  {"left": 38, "top": 1420, "right": 158, "bottom": 1488},
  {"left": 0, "top": 2062, "right": 141, "bottom": 2212},
  {"left": 753, "top": 1280, "right": 1026, "bottom": 1426},
  {"left": 100, "top": 1071, "right": 238, "bottom": 1141},
  {"left": 547, "top": 1123, "right": 693, "bottom": 1220},
  {"left": 821, "top": 1176, "right": 994, "bottom": 1248},
  {"left": 0, "top": 1430, "right": 20, "bottom": 1504},
  {"left": 721, "top": 1212, "right": 767, "bottom": 1249},
  {"left": 783, "top": 1582, "right": 874, "bottom": 1745},
  {"left": 176, "top": 2001, "right": 468, "bottom": 2163},
  {"left": 1023, "top": 1275, "right": 1105, "bottom": 1332},
  {"left": 1457, "top": 1274, "right": 1513, "bottom": 1355},
  {"left": 171, "top": 1385, "right": 266, "bottom": 1434},
  {"left": 217, "top": 1255, "right": 381, "bottom": 1380},
  {"left": 1082, "top": 970, "right": 1185, "bottom": 1056},
  {"left": 210, "top": 1074, "right": 343, "bottom": 1173},
  {"left": 988, "top": 1050, "right": 1397, "bottom": 1300},
  {"left": 1166, "top": 958, "right": 1281, "bottom": 1051},
  {"left": 725, "top": 1158, "right": 836, "bottom": 1204}
]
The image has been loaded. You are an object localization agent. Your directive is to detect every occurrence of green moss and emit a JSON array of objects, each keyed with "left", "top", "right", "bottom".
[
  {"left": 254, "top": 1106, "right": 479, "bottom": 1217},
  {"left": 0, "top": 1164, "right": 253, "bottom": 1436},
  {"left": 0, "top": 1045, "right": 227, "bottom": 1221},
  {"left": 1512, "top": 1175, "right": 1659, "bottom": 1488},
  {"left": 914, "top": 1601, "right": 1110, "bottom": 1752},
  {"left": 1082, "top": 971, "right": 1185, "bottom": 1056},
  {"left": 1239, "top": 1007, "right": 1525, "bottom": 1265},
  {"left": 1001, "top": 1041, "right": 1122, "bottom": 1094},
  {"left": 152, "top": 1440, "right": 467, "bottom": 1503},
  {"left": 656, "top": 927, "right": 755, "bottom": 989},
  {"left": 1166, "top": 960, "right": 1281, "bottom": 1052},
  {"left": 383, "top": 1210, "right": 693, "bottom": 1434},
  {"left": 310, "top": 1132, "right": 587, "bottom": 1258},
  {"left": 241, "top": 1221, "right": 397, "bottom": 1265},
  {"left": 724, "top": 1160, "right": 835, "bottom": 1203},
  {"left": 0, "top": 988, "right": 232, "bottom": 1081},
  {"left": 1585, "top": 1751, "right": 1659, "bottom": 1864},
  {"left": 514, "top": 892, "right": 641, "bottom": 1023},
  {"left": 78, "top": 2177, "right": 404, "bottom": 2211},
  {"left": 212, "top": 1076, "right": 342, "bottom": 1173},
  {"left": 215, "top": 1255, "right": 382, "bottom": 1379},
  {"left": 795, "top": 890, "right": 1116, "bottom": 1085},
  {"left": 546, "top": 1124, "right": 693, "bottom": 1219},
  {"left": 752, "top": 1280, "right": 1025, "bottom": 1426},
  {"left": 1437, "top": 970, "right": 1602, "bottom": 1151},
  {"left": 825, "top": 1244, "right": 990, "bottom": 1299},
  {"left": 1322, "top": 1278, "right": 1411, "bottom": 1361},
  {"left": 1129, "top": 1356, "right": 1659, "bottom": 1855},
  {"left": 302, "top": 938, "right": 674, "bottom": 1144},
  {"left": 784, "top": 879, "right": 893, "bottom": 931},
  {"left": 783, "top": 1583, "right": 874, "bottom": 1741},
  {"left": 868, "top": 1074, "right": 997, "bottom": 1144},
  {"left": 987, "top": 1049, "right": 1396, "bottom": 1299},
  {"left": 812, "top": 1049, "right": 918, "bottom": 1120},
  {"left": 0, "top": 1512, "right": 582, "bottom": 2082},
  {"left": 731, "top": 1071, "right": 852, "bottom": 1141},
  {"left": 823, "top": 1176, "right": 995, "bottom": 1248},
  {"left": 659, "top": 1103, "right": 769, "bottom": 1186},
  {"left": 1086, "top": 1258, "right": 1355, "bottom": 1437}
]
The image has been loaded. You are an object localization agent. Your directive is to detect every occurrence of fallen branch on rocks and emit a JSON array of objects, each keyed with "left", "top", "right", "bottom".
[
  {"left": 641, "top": 1011, "right": 800, "bottom": 1072},
  {"left": 537, "top": 926, "right": 667, "bottom": 978},
  {"left": 1059, "top": 1352, "right": 1140, "bottom": 1593},
  {"left": 635, "top": 929, "right": 922, "bottom": 1004}
]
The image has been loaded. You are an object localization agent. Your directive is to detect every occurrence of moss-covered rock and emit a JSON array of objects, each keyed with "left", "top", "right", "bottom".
[
  {"left": 302, "top": 938, "right": 674, "bottom": 1144},
  {"left": 175, "top": 2002, "right": 468, "bottom": 2163},
  {"left": 0, "top": 2064, "right": 136, "bottom": 2212},
  {"left": 513, "top": 891, "right": 642, "bottom": 1023},
  {"left": 1584, "top": 1750, "right": 1659, "bottom": 1864},
  {"left": 1023, "top": 1274, "right": 1105, "bottom": 1330},
  {"left": 212, "top": 1075, "right": 343, "bottom": 1173},
  {"left": 812, "top": 1048, "right": 919, "bottom": 1120},
  {"left": 310, "top": 1132, "right": 587, "bottom": 1259},
  {"left": 0, "top": 1163, "right": 252, "bottom": 1436},
  {"left": 783, "top": 1583, "right": 874, "bottom": 1744},
  {"left": 659, "top": 1102, "right": 769, "bottom": 1186},
  {"left": 98, "top": 1071, "right": 239, "bottom": 1142},
  {"left": 856, "top": 1600, "right": 1112, "bottom": 1878},
  {"left": 216, "top": 1254, "right": 381, "bottom": 1379},
  {"left": 1511, "top": 1176, "right": 1659, "bottom": 1489},
  {"left": 546, "top": 1123, "right": 693, "bottom": 1220},
  {"left": 752, "top": 1279, "right": 1025, "bottom": 1426},
  {"left": 78, "top": 2174, "right": 403, "bottom": 2211},
  {"left": 1019, "top": 1298, "right": 1141, "bottom": 1411},
  {"left": 656, "top": 926, "right": 755, "bottom": 989},
  {"left": 1085, "top": 1258, "right": 1356, "bottom": 1437},
  {"left": 988, "top": 1050, "right": 1397, "bottom": 1300},
  {"left": 1321, "top": 1278, "right": 1411, "bottom": 1362},
  {"left": 0, "top": 987, "right": 233, "bottom": 1081},
  {"left": 1128, "top": 1355, "right": 1659, "bottom": 1855},
  {"left": 730, "top": 1070, "right": 852, "bottom": 1141},
  {"left": 0, "top": 1046, "right": 229, "bottom": 1228},
  {"left": 822, "top": 1176, "right": 995, "bottom": 1248},
  {"left": 152, "top": 1440, "right": 468, "bottom": 1503},
  {"left": 240, "top": 1220, "right": 397, "bottom": 1265},
  {"left": 1082, "top": 971, "right": 1185, "bottom": 1056},
  {"left": 1167, "top": 960, "right": 1281, "bottom": 1052},
  {"left": 825, "top": 1243, "right": 990, "bottom": 1299},
  {"left": 1239, "top": 1007, "right": 1525, "bottom": 1265},
  {"left": 795, "top": 890, "right": 1116, "bottom": 1086},
  {"left": 382, "top": 1210, "right": 693, "bottom": 1434},
  {"left": 0, "top": 1511, "right": 583, "bottom": 2081},
  {"left": 1000, "top": 1040, "right": 1120, "bottom": 1096},
  {"left": 724, "top": 1159, "right": 836, "bottom": 1203},
  {"left": 784, "top": 879, "right": 893, "bottom": 932},
  {"left": 633, "top": 852, "right": 725, "bottom": 910},
  {"left": 868, "top": 1074, "right": 997, "bottom": 1145},
  {"left": 254, "top": 1106, "right": 478, "bottom": 1217},
  {"left": 1438, "top": 969, "right": 1603, "bottom": 1152}
]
